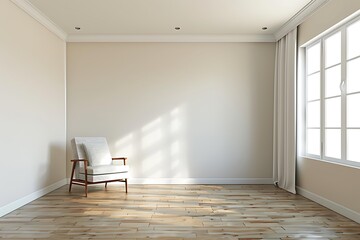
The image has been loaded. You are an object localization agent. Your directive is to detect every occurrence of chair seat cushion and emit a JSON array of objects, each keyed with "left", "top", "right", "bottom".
[
  {"left": 78, "top": 172, "right": 129, "bottom": 182},
  {"left": 79, "top": 165, "right": 129, "bottom": 175}
]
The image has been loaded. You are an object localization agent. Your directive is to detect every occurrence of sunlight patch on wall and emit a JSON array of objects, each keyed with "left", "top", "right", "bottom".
[
  {"left": 114, "top": 133, "right": 134, "bottom": 158},
  {"left": 114, "top": 105, "right": 189, "bottom": 178},
  {"left": 170, "top": 141, "right": 182, "bottom": 178},
  {"left": 170, "top": 108, "right": 181, "bottom": 133},
  {"left": 141, "top": 128, "right": 163, "bottom": 149},
  {"left": 171, "top": 141, "right": 180, "bottom": 156},
  {"left": 141, "top": 151, "right": 164, "bottom": 177}
]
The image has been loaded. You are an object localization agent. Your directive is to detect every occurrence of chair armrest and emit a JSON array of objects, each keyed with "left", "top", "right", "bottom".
[
  {"left": 112, "top": 157, "right": 127, "bottom": 160},
  {"left": 70, "top": 159, "right": 88, "bottom": 168},
  {"left": 70, "top": 159, "right": 89, "bottom": 182},
  {"left": 112, "top": 157, "right": 127, "bottom": 165},
  {"left": 71, "top": 159, "right": 88, "bottom": 163}
]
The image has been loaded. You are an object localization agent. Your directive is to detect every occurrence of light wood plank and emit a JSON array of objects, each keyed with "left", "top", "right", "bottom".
[{"left": 0, "top": 184, "right": 359, "bottom": 239}]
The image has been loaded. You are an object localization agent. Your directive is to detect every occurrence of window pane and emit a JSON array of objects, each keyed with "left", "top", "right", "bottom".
[
  {"left": 347, "top": 19, "right": 360, "bottom": 59},
  {"left": 307, "top": 43, "right": 320, "bottom": 74},
  {"left": 325, "top": 65, "right": 341, "bottom": 97},
  {"left": 307, "top": 129, "right": 320, "bottom": 156},
  {"left": 307, "top": 73, "right": 320, "bottom": 101},
  {"left": 347, "top": 93, "right": 360, "bottom": 127},
  {"left": 307, "top": 101, "right": 320, "bottom": 127},
  {"left": 325, "top": 129, "right": 341, "bottom": 159},
  {"left": 325, "top": 32, "right": 341, "bottom": 67},
  {"left": 347, "top": 129, "right": 360, "bottom": 162},
  {"left": 347, "top": 57, "right": 360, "bottom": 94},
  {"left": 325, "top": 97, "right": 341, "bottom": 127}
]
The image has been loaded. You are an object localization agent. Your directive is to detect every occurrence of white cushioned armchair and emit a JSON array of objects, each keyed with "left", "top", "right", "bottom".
[{"left": 69, "top": 137, "right": 129, "bottom": 196}]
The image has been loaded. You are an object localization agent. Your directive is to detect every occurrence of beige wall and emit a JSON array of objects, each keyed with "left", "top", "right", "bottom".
[
  {"left": 297, "top": 0, "right": 360, "bottom": 214},
  {"left": 66, "top": 42, "right": 275, "bottom": 181},
  {"left": 297, "top": 158, "right": 360, "bottom": 213},
  {"left": 0, "top": 1, "right": 66, "bottom": 208}
]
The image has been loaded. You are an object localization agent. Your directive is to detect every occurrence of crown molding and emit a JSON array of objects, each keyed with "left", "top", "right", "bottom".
[
  {"left": 11, "top": 0, "right": 67, "bottom": 41},
  {"left": 12, "top": 0, "right": 325, "bottom": 43},
  {"left": 66, "top": 34, "right": 276, "bottom": 43},
  {"left": 274, "top": 0, "right": 330, "bottom": 41}
]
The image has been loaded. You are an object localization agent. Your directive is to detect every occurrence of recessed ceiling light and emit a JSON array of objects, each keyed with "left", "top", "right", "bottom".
[
  {"left": 262, "top": 27, "right": 268, "bottom": 30},
  {"left": 175, "top": 27, "right": 181, "bottom": 30},
  {"left": 74, "top": 27, "right": 81, "bottom": 30}
]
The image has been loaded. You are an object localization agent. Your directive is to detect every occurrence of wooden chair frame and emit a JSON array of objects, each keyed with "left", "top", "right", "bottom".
[{"left": 69, "top": 157, "right": 128, "bottom": 197}]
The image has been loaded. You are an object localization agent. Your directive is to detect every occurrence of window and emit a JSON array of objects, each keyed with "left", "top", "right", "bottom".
[{"left": 304, "top": 17, "right": 360, "bottom": 167}]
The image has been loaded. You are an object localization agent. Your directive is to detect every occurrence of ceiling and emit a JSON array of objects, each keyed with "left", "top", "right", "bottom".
[{"left": 15, "top": 0, "right": 327, "bottom": 41}]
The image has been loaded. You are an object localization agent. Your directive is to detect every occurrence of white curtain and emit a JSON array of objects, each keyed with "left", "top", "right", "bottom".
[{"left": 273, "top": 28, "right": 297, "bottom": 194}]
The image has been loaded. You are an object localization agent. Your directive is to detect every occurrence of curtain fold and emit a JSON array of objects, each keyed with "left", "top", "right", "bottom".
[{"left": 273, "top": 28, "right": 297, "bottom": 194}]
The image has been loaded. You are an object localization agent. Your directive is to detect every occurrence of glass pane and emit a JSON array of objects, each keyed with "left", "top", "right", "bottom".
[
  {"left": 307, "top": 101, "right": 320, "bottom": 128},
  {"left": 325, "top": 97, "right": 341, "bottom": 127},
  {"left": 325, "top": 65, "right": 341, "bottom": 97},
  {"left": 307, "top": 43, "right": 320, "bottom": 74},
  {"left": 347, "top": 129, "right": 360, "bottom": 162},
  {"left": 347, "top": 57, "right": 360, "bottom": 94},
  {"left": 347, "top": 19, "right": 360, "bottom": 59},
  {"left": 325, "top": 129, "right": 341, "bottom": 159},
  {"left": 325, "top": 32, "right": 341, "bottom": 67},
  {"left": 347, "top": 93, "right": 360, "bottom": 127},
  {"left": 307, "top": 73, "right": 320, "bottom": 101},
  {"left": 307, "top": 129, "right": 320, "bottom": 156}
]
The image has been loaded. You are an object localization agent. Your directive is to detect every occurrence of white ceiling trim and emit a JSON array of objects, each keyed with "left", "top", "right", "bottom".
[
  {"left": 274, "top": 0, "right": 330, "bottom": 41},
  {"left": 66, "top": 34, "right": 276, "bottom": 43},
  {"left": 11, "top": 0, "right": 329, "bottom": 43},
  {"left": 10, "top": 0, "right": 67, "bottom": 41}
]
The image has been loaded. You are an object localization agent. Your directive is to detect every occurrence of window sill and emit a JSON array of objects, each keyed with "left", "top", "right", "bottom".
[{"left": 298, "top": 155, "right": 360, "bottom": 170}]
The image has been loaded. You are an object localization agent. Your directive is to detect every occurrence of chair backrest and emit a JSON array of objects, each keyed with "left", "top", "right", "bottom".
[
  {"left": 72, "top": 137, "right": 106, "bottom": 158},
  {"left": 71, "top": 137, "right": 111, "bottom": 166}
]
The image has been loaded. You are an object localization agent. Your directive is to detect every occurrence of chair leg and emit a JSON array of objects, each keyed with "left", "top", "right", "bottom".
[
  {"left": 69, "top": 161, "right": 76, "bottom": 192},
  {"left": 85, "top": 182, "right": 88, "bottom": 197},
  {"left": 125, "top": 179, "right": 128, "bottom": 193},
  {"left": 105, "top": 182, "right": 108, "bottom": 188},
  {"left": 84, "top": 167, "right": 88, "bottom": 197}
]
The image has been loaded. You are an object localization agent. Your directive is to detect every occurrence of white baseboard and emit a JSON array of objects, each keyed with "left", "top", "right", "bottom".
[
  {"left": 66, "top": 177, "right": 272, "bottom": 185},
  {"left": 0, "top": 179, "right": 67, "bottom": 218},
  {"left": 296, "top": 186, "right": 360, "bottom": 224},
  {"left": 128, "top": 178, "right": 273, "bottom": 184}
]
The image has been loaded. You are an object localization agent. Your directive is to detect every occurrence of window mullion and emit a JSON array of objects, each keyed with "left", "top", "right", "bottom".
[
  {"left": 341, "top": 28, "right": 347, "bottom": 161},
  {"left": 320, "top": 39, "right": 325, "bottom": 159}
]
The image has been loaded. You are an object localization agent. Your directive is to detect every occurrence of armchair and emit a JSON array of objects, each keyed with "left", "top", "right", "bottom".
[{"left": 69, "top": 137, "right": 129, "bottom": 196}]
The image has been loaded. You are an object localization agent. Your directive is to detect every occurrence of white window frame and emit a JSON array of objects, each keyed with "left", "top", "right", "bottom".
[{"left": 302, "top": 14, "right": 360, "bottom": 168}]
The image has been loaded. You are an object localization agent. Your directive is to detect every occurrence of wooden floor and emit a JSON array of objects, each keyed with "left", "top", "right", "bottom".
[{"left": 0, "top": 184, "right": 359, "bottom": 239}]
